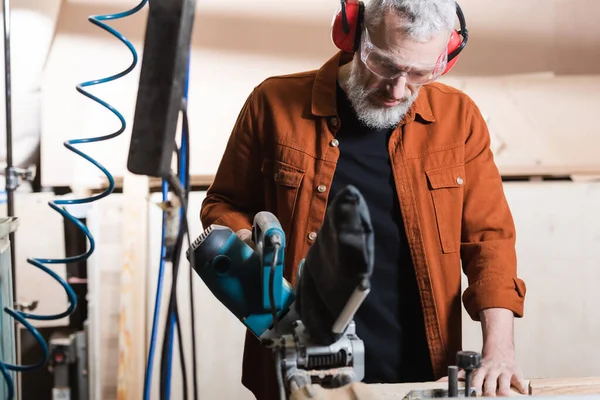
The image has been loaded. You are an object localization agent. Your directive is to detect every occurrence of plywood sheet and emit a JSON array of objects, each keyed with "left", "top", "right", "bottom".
[
  {"left": 86, "top": 194, "right": 126, "bottom": 400},
  {"left": 43, "top": 1, "right": 600, "bottom": 188},
  {"left": 439, "top": 74, "right": 600, "bottom": 176},
  {"left": 461, "top": 181, "right": 600, "bottom": 380},
  {"left": 0, "top": 192, "right": 69, "bottom": 328},
  {"left": 529, "top": 378, "right": 600, "bottom": 396},
  {"left": 117, "top": 174, "right": 149, "bottom": 400},
  {"left": 291, "top": 380, "right": 525, "bottom": 400}
]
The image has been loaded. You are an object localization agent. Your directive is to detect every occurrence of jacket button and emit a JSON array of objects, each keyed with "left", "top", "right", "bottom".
[
  {"left": 317, "top": 185, "right": 327, "bottom": 193},
  {"left": 308, "top": 232, "right": 317, "bottom": 241},
  {"left": 456, "top": 176, "right": 464, "bottom": 185},
  {"left": 329, "top": 117, "right": 339, "bottom": 127},
  {"left": 330, "top": 139, "right": 339, "bottom": 147}
]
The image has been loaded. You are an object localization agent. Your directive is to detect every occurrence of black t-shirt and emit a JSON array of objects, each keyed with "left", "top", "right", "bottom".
[{"left": 327, "top": 82, "right": 434, "bottom": 383}]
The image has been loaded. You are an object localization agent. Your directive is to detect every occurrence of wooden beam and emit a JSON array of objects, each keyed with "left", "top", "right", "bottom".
[
  {"left": 117, "top": 173, "right": 150, "bottom": 400},
  {"left": 106, "top": 174, "right": 215, "bottom": 191},
  {"left": 291, "top": 377, "right": 600, "bottom": 399},
  {"left": 528, "top": 377, "right": 600, "bottom": 396},
  {"left": 291, "top": 380, "right": 527, "bottom": 400}
]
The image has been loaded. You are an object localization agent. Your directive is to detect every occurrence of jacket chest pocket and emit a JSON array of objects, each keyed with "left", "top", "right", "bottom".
[
  {"left": 261, "top": 158, "right": 305, "bottom": 240},
  {"left": 425, "top": 164, "right": 465, "bottom": 254}
]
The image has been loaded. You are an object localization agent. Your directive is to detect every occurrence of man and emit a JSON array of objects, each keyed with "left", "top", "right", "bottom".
[{"left": 200, "top": 0, "right": 528, "bottom": 398}]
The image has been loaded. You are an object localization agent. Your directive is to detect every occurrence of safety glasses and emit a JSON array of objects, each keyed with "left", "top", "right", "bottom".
[{"left": 359, "top": 28, "right": 448, "bottom": 85}]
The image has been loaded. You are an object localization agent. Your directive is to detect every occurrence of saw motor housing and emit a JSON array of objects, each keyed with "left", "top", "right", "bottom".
[
  {"left": 187, "top": 210, "right": 367, "bottom": 393},
  {"left": 186, "top": 220, "right": 295, "bottom": 338}
]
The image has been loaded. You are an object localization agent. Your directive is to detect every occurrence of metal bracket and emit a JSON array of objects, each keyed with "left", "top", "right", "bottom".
[
  {"left": 404, "top": 387, "right": 476, "bottom": 400},
  {"left": 5, "top": 165, "right": 36, "bottom": 191},
  {"left": 14, "top": 300, "right": 38, "bottom": 312}
]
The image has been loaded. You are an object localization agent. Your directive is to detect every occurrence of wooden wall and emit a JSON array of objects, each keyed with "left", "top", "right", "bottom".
[
  {"left": 7, "top": 0, "right": 600, "bottom": 398},
  {"left": 39, "top": 0, "right": 600, "bottom": 187}
]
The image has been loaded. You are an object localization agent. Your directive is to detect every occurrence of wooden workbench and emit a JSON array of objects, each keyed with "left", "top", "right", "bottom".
[{"left": 290, "top": 378, "right": 600, "bottom": 399}]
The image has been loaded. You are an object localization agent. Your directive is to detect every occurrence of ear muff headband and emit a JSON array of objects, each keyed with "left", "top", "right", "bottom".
[
  {"left": 331, "top": 0, "right": 469, "bottom": 75},
  {"left": 448, "top": 3, "right": 468, "bottom": 62}
]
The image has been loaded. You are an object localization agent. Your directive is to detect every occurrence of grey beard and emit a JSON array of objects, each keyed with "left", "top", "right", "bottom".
[{"left": 344, "top": 61, "right": 420, "bottom": 130}]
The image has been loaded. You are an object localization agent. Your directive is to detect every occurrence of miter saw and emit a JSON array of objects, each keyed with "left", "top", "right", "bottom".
[{"left": 186, "top": 185, "right": 374, "bottom": 398}]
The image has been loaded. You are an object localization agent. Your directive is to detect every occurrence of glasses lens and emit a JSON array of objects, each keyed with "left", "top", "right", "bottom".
[
  {"left": 365, "top": 51, "right": 441, "bottom": 84},
  {"left": 361, "top": 29, "right": 448, "bottom": 84},
  {"left": 364, "top": 52, "right": 401, "bottom": 79}
]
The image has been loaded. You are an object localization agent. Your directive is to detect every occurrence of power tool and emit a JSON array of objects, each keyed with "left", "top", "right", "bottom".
[
  {"left": 186, "top": 211, "right": 295, "bottom": 339},
  {"left": 186, "top": 185, "right": 375, "bottom": 396}
]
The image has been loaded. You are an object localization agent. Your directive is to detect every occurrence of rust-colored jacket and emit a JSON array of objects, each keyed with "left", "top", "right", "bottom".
[{"left": 200, "top": 52, "right": 527, "bottom": 399}]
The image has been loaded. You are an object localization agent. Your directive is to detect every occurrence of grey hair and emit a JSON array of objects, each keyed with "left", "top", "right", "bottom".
[{"left": 363, "top": 0, "right": 456, "bottom": 42}]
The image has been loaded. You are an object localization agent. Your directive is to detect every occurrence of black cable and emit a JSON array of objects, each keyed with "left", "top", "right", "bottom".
[
  {"left": 275, "top": 349, "right": 286, "bottom": 400},
  {"left": 174, "top": 287, "right": 188, "bottom": 400},
  {"left": 159, "top": 263, "right": 175, "bottom": 399},
  {"left": 159, "top": 137, "right": 190, "bottom": 400},
  {"left": 182, "top": 108, "right": 198, "bottom": 400},
  {"left": 173, "top": 224, "right": 189, "bottom": 400},
  {"left": 270, "top": 240, "right": 286, "bottom": 398},
  {"left": 159, "top": 171, "right": 194, "bottom": 400},
  {"left": 159, "top": 217, "right": 188, "bottom": 400},
  {"left": 270, "top": 243, "right": 280, "bottom": 333}
]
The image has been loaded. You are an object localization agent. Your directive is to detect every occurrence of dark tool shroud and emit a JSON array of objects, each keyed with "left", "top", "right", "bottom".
[
  {"left": 295, "top": 184, "right": 375, "bottom": 346},
  {"left": 127, "top": 0, "right": 196, "bottom": 178}
]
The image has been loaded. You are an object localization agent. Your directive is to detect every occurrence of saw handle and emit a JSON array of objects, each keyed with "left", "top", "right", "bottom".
[
  {"left": 253, "top": 212, "right": 283, "bottom": 244},
  {"left": 253, "top": 211, "right": 287, "bottom": 312}
]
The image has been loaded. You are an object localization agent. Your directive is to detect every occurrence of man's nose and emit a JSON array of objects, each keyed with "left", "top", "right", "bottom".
[{"left": 387, "top": 75, "right": 407, "bottom": 100}]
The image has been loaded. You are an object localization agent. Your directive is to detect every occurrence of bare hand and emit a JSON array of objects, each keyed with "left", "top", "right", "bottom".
[
  {"left": 236, "top": 228, "right": 255, "bottom": 249},
  {"left": 459, "top": 355, "right": 528, "bottom": 397}
]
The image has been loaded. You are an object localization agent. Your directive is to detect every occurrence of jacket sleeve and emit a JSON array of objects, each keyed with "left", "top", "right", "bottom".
[
  {"left": 460, "top": 100, "right": 527, "bottom": 321},
  {"left": 200, "top": 89, "right": 264, "bottom": 232}
]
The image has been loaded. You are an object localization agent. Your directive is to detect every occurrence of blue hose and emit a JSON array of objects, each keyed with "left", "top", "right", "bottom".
[
  {"left": 143, "top": 179, "right": 169, "bottom": 400},
  {"left": 0, "top": 1, "right": 147, "bottom": 397},
  {"left": 0, "top": 362, "right": 13, "bottom": 400},
  {"left": 163, "top": 55, "right": 192, "bottom": 400}
]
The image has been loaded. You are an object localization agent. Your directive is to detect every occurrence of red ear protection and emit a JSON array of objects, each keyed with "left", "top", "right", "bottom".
[
  {"left": 443, "top": 29, "right": 464, "bottom": 74},
  {"left": 331, "top": 0, "right": 364, "bottom": 54},
  {"left": 331, "top": 0, "right": 469, "bottom": 76}
]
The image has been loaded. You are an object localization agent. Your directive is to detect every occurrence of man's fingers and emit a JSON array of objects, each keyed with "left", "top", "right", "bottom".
[
  {"left": 457, "top": 370, "right": 466, "bottom": 380},
  {"left": 235, "top": 228, "right": 255, "bottom": 249},
  {"left": 436, "top": 376, "right": 449, "bottom": 382},
  {"left": 483, "top": 368, "right": 501, "bottom": 397},
  {"left": 511, "top": 374, "right": 529, "bottom": 394},
  {"left": 497, "top": 372, "right": 512, "bottom": 396},
  {"left": 470, "top": 368, "right": 486, "bottom": 396}
]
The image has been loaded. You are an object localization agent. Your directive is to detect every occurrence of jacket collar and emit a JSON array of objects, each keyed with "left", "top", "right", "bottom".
[{"left": 311, "top": 51, "right": 436, "bottom": 123}]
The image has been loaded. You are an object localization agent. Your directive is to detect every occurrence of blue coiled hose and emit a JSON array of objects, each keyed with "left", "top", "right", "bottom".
[
  {"left": 0, "top": 1, "right": 148, "bottom": 398},
  {"left": 145, "top": 60, "right": 193, "bottom": 400},
  {"left": 144, "top": 180, "right": 169, "bottom": 400}
]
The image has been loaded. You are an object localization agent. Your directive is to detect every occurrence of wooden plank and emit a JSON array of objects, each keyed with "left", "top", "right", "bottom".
[
  {"left": 117, "top": 173, "right": 150, "bottom": 400},
  {"left": 101, "top": 174, "right": 215, "bottom": 191},
  {"left": 438, "top": 75, "right": 600, "bottom": 177},
  {"left": 498, "top": 165, "right": 600, "bottom": 178},
  {"left": 291, "top": 380, "right": 525, "bottom": 400},
  {"left": 528, "top": 377, "right": 600, "bottom": 396}
]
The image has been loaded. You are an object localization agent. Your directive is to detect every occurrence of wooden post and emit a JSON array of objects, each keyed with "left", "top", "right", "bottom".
[
  {"left": 117, "top": 172, "right": 150, "bottom": 400},
  {"left": 528, "top": 377, "right": 600, "bottom": 396}
]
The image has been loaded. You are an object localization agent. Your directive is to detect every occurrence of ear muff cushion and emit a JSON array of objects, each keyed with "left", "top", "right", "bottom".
[
  {"left": 332, "top": 1, "right": 362, "bottom": 54},
  {"left": 443, "top": 30, "right": 462, "bottom": 75}
]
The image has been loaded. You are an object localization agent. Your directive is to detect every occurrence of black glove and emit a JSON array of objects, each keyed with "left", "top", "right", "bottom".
[{"left": 295, "top": 184, "right": 374, "bottom": 345}]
